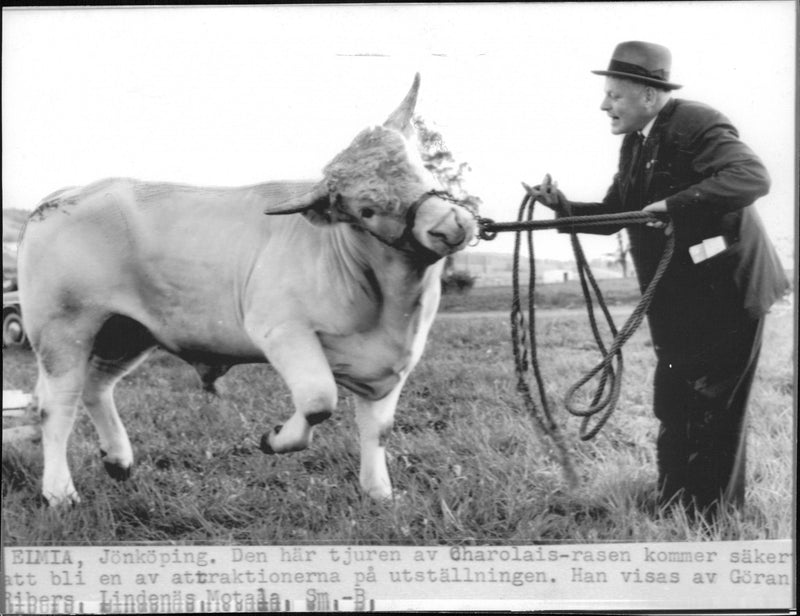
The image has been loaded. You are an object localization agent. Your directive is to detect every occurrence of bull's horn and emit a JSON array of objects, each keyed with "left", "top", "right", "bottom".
[
  {"left": 383, "top": 73, "right": 420, "bottom": 135},
  {"left": 262, "top": 181, "right": 329, "bottom": 215}
]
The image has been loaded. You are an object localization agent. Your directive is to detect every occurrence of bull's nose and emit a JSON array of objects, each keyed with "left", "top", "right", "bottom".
[
  {"left": 428, "top": 227, "right": 466, "bottom": 248},
  {"left": 428, "top": 208, "right": 463, "bottom": 243}
]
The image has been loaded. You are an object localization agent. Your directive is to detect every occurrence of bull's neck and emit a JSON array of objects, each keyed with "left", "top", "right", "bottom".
[{"left": 327, "top": 224, "right": 440, "bottom": 322}]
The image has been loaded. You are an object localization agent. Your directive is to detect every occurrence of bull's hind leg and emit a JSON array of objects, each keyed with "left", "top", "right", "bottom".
[
  {"left": 253, "top": 322, "right": 337, "bottom": 455},
  {"left": 82, "top": 315, "right": 157, "bottom": 481},
  {"left": 34, "top": 320, "right": 96, "bottom": 506},
  {"left": 82, "top": 352, "right": 152, "bottom": 481},
  {"left": 354, "top": 376, "right": 406, "bottom": 500}
]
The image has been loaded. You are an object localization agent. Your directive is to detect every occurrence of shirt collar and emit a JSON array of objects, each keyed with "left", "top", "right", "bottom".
[{"left": 639, "top": 116, "right": 657, "bottom": 140}]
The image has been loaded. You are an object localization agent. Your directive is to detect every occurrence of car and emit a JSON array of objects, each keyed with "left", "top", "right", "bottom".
[{"left": 3, "top": 290, "right": 29, "bottom": 349}]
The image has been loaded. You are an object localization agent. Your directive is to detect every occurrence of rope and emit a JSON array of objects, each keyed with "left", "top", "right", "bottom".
[
  {"left": 478, "top": 195, "right": 675, "bottom": 480},
  {"left": 566, "top": 228, "right": 674, "bottom": 440},
  {"left": 478, "top": 210, "right": 665, "bottom": 239},
  {"left": 509, "top": 196, "right": 578, "bottom": 486}
]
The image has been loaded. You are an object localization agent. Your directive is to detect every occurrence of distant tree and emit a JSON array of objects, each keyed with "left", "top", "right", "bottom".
[
  {"left": 413, "top": 115, "right": 482, "bottom": 290},
  {"left": 413, "top": 115, "right": 482, "bottom": 212},
  {"left": 440, "top": 270, "right": 477, "bottom": 294},
  {"left": 2, "top": 208, "right": 30, "bottom": 242}
]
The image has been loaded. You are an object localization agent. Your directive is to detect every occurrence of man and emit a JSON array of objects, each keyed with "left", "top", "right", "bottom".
[{"left": 531, "top": 41, "right": 788, "bottom": 519}]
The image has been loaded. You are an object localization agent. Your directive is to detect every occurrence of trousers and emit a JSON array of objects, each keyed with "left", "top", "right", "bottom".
[{"left": 653, "top": 314, "right": 764, "bottom": 518}]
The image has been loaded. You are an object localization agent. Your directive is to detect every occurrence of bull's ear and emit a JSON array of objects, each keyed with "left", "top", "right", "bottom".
[
  {"left": 383, "top": 73, "right": 420, "bottom": 138},
  {"left": 262, "top": 182, "right": 338, "bottom": 227},
  {"left": 262, "top": 182, "right": 329, "bottom": 216}
]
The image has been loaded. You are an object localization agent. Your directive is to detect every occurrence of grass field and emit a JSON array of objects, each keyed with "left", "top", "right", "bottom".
[
  {"left": 438, "top": 277, "right": 643, "bottom": 313},
  {"left": 2, "top": 287, "right": 794, "bottom": 545}
]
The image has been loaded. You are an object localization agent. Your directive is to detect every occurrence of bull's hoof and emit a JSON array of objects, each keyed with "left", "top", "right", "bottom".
[
  {"left": 259, "top": 425, "right": 282, "bottom": 455},
  {"left": 103, "top": 460, "right": 132, "bottom": 481},
  {"left": 100, "top": 449, "right": 132, "bottom": 481},
  {"left": 41, "top": 490, "right": 81, "bottom": 508}
]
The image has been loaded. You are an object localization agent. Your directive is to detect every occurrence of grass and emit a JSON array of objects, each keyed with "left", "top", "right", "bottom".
[
  {"left": 2, "top": 298, "right": 794, "bottom": 545},
  {"left": 438, "top": 277, "right": 643, "bottom": 313}
]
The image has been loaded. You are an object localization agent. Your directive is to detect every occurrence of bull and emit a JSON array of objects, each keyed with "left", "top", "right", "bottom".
[{"left": 18, "top": 74, "right": 478, "bottom": 506}]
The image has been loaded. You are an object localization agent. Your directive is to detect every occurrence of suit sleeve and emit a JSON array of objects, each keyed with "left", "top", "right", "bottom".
[
  {"left": 665, "top": 116, "right": 770, "bottom": 216},
  {"left": 556, "top": 175, "right": 627, "bottom": 236}
]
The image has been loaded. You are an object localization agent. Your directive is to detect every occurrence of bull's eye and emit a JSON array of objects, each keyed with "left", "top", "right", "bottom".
[{"left": 361, "top": 208, "right": 375, "bottom": 219}]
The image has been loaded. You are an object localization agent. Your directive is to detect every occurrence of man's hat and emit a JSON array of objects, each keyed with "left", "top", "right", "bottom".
[{"left": 592, "top": 41, "right": 682, "bottom": 90}]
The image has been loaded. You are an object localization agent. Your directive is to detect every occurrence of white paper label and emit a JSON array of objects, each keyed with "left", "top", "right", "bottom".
[{"left": 690, "top": 236, "right": 727, "bottom": 263}]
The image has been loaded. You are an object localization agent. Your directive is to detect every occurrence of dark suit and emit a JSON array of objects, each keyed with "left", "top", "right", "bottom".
[{"left": 559, "top": 98, "right": 788, "bottom": 515}]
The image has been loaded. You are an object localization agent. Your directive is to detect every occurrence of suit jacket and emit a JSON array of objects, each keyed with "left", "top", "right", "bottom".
[{"left": 562, "top": 98, "right": 788, "bottom": 359}]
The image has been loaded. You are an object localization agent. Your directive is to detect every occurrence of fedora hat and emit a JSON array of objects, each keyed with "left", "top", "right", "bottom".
[{"left": 592, "top": 41, "right": 682, "bottom": 90}]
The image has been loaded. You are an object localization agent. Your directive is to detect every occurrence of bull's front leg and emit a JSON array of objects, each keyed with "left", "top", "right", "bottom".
[
  {"left": 250, "top": 320, "right": 337, "bottom": 454},
  {"left": 354, "top": 376, "right": 407, "bottom": 500}
]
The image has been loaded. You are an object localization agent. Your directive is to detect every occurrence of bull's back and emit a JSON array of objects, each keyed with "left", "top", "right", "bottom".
[{"left": 18, "top": 178, "right": 272, "bottom": 353}]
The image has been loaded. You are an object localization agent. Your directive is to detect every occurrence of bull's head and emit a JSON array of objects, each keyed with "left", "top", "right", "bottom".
[{"left": 264, "top": 74, "right": 477, "bottom": 264}]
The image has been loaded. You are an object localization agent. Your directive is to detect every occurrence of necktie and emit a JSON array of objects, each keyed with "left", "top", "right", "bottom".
[
  {"left": 628, "top": 132, "right": 646, "bottom": 206},
  {"left": 629, "top": 132, "right": 645, "bottom": 179}
]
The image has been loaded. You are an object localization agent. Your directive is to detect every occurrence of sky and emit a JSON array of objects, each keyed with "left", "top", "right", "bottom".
[{"left": 2, "top": 3, "right": 796, "bottom": 263}]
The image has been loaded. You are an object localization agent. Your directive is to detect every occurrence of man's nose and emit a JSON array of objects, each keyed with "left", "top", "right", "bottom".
[{"left": 600, "top": 96, "right": 611, "bottom": 111}]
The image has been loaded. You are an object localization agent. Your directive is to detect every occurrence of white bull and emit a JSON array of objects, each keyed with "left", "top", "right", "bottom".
[{"left": 18, "top": 74, "right": 478, "bottom": 506}]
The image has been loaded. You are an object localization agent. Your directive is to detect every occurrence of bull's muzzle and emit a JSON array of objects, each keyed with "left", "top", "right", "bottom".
[{"left": 427, "top": 208, "right": 473, "bottom": 250}]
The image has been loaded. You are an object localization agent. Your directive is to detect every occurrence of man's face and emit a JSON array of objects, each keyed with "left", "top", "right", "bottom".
[{"left": 600, "top": 77, "right": 654, "bottom": 135}]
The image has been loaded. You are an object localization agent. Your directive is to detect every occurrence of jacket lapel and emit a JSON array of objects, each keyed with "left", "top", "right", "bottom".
[
  {"left": 640, "top": 135, "right": 660, "bottom": 198},
  {"left": 639, "top": 99, "right": 677, "bottom": 200},
  {"left": 620, "top": 99, "right": 677, "bottom": 208}
]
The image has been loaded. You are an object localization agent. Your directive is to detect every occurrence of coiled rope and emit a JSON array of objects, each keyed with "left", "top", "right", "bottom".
[{"left": 477, "top": 192, "right": 675, "bottom": 482}]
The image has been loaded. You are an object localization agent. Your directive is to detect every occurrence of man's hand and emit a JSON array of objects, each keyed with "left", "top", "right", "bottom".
[
  {"left": 643, "top": 200, "right": 672, "bottom": 233},
  {"left": 643, "top": 201, "right": 667, "bottom": 214},
  {"left": 523, "top": 174, "right": 566, "bottom": 213}
]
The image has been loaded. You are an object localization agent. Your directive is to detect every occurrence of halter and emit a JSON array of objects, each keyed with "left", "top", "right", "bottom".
[
  {"left": 329, "top": 188, "right": 473, "bottom": 266},
  {"left": 396, "top": 189, "right": 472, "bottom": 265}
]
